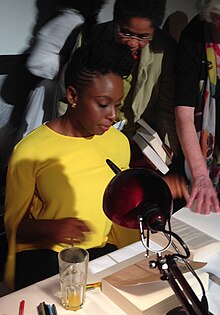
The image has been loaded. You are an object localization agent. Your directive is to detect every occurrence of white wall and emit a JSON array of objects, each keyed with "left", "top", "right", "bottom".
[
  {"left": 165, "top": 0, "right": 198, "bottom": 21},
  {"left": 0, "top": 0, "right": 36, "bottom": 55},
  {"left": 0, "top": 0, "right": 198, "bottom": 55}
]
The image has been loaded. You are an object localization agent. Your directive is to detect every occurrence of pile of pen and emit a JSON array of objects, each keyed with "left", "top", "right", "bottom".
[{"left": 37, "top": 302, "right": 58, "bottom": 315}]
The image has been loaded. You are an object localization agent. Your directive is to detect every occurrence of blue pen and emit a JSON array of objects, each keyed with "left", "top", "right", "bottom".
[
  {"left": 47, "top": 304, "right": 54, "bottom": 315},
  {"left": 52, "top": 304, "right": 58, "bottom": 315},
  {"left": 43, "top": 302, "right": 50, "bottom": 315}
]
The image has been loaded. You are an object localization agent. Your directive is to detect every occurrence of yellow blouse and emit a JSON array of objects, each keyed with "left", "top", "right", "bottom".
[{"left": 4, "top": 124, "right": 130, "bottom": 288}]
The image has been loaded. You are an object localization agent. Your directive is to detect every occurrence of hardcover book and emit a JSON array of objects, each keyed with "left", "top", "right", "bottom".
[
  {"left": 132, "top": 133, "right": 169, "bottom": 175},
  {"left": 132, "top": 119, "right": 173, "bottom": 175},
  {"left": 136, "top": 119, "right": 173, "bottom": 162}
]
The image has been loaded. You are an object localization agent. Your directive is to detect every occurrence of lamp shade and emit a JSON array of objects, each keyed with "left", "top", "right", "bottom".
[{"left": 103, "top": 168, "right": 173, "bottom": 230}]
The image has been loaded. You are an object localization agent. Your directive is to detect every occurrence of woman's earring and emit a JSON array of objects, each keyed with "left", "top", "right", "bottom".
[{"left": 71, "top": 102, "right": 77, "bottom": 109}]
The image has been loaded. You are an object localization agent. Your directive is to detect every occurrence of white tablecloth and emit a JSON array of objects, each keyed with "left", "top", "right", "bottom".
[{"left": 1, "top": 207, "right": 220, "bottom": 315}]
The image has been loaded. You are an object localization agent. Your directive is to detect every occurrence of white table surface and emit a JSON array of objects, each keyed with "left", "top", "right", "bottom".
[{"left": 1, "top": 207, "right": 220, "bottom": 315}]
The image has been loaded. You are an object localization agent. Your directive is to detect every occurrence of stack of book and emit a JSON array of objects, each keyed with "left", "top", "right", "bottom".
[
  {"left": 132, "top": 119, "right": 173, "bottom": 175},
  {"left": 102, "top": 255, "right": 208, "bottom": 315}
]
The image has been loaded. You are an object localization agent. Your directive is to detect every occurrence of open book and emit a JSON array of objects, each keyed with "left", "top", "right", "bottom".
[
  {"left": 150, "top": 216, "right": 220, "bottom": 262},
  {"left": 102, "top": 256, "right": 208, "bottom": 315},
  {"left": 132, "top": 119, "right": 172, "bottom": 175}
]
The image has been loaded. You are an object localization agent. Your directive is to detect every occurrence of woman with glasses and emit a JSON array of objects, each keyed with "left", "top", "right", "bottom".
[{"left": 90, "top": 0, "right": 180, "bottom": 161}]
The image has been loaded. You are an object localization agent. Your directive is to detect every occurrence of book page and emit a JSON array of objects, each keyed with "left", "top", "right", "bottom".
[
  {"left": 170, "top": 217, "right": 219, "bottom": 250},
  {"left": 150, "top": 217, "right": 220, "bottom": 261},
  {"left": 174, "top": 207, "right": 220, "bottom": 241}
]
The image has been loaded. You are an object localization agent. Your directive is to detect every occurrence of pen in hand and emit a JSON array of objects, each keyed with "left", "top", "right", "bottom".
[{"left": 19, "top": 300, "right": 25, "bottom": 315}]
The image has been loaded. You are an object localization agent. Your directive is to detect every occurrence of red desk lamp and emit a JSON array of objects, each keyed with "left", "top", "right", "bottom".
[{"left": 103, "top": 159, "right": 213, "bottom": 315}]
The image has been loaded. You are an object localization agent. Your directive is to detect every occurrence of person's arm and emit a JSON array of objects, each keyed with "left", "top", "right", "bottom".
[
  {"left": 17, "top": 216, "right": 90, "bottom": 246},
  {"left": 4, "top": 143, "right": 90, "bottom": 249},
  {"left": 175, "top": 106, "right": 220, "bottom": 213},
  {"left": 175, "top": 17, "right": 219, "bottom": 213},
  {"left": 26, "top": 9, "right": 84, "bottom": 79}
]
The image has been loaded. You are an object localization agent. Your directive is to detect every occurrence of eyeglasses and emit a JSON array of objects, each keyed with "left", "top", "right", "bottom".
[{"left": 116, "top": 25, "right": 153, "bottom": 42}]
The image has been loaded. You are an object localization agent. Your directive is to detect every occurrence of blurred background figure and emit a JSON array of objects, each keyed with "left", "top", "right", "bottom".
[
  {"left": 19, "top": 0, "right": 107, "bottom": 139},
  {"left": 0, "top": 1, "right": 106, "bottom": 171},
  {"left": 175, "top": 0, "right": 220, "bottom": 214},
  {"left": 0, "top": 0, "right": 106, "bottom": 212}
]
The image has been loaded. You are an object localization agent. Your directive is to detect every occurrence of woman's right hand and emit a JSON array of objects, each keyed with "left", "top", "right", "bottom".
[
  {"left": 49, "top": 217, "right": 91, "bottom": 245},
  {"left": 17, "top": 216, "right": 91, "bottom": 245}
]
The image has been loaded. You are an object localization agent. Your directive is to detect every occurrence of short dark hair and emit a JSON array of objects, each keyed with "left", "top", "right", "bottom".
[
  {"left": 64, "top": 40, "right": 133, "bottom": 91},
  {"left": 113, "top": 0, "right": 166, "bottom": 28}
]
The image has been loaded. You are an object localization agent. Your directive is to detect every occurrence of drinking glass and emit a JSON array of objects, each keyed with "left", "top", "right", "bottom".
[{"left": 58, "top": 247, "right": 89, "bottom": 311}]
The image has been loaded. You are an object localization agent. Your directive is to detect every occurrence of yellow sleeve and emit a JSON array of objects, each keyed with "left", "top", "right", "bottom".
[{"left": 4, "top": 144, "right": 36, "bottom": 289}]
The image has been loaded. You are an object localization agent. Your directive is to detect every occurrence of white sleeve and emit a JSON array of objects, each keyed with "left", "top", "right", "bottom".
[{"left": 26, "top": 9, "right": 84, "bottom": 79}]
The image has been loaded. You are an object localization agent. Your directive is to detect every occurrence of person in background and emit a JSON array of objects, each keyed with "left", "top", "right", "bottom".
[
  {"left": 175, "top": 0, "right": 220, "bottom": 214},
  {"left": 162, "top": 10, "right": 188, "bottom": 42},
  {"left": 90, "top": 0, "right": 180, "bottom": 160},
  {"left": 4, "top": 40, "right": 133, "bottom": 290}
]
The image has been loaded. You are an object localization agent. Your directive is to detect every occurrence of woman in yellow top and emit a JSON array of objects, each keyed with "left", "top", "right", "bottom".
[{"left": 4, "top": 40, "right": 133, "bottom": 290}]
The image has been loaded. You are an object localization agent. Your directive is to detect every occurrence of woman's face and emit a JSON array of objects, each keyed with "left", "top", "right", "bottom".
[
  {"left": 67, "top": 72, "right": 123, "bottom": 137},
  {"left": 115, "top": 17, "right": 154, "bottom": 57}
]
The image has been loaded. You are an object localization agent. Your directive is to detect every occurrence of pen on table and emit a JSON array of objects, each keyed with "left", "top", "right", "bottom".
[
  {"left": 46, "top": 304, "right": 54, "bottom": 315},
  {"left": 37, "top": 302, "right": 46, "bottom": 315},
  {"left": 43, "top": 302, "right": 49, "bottom": 315},
  {"left": 52, "top": 304, "right": 58, "bottom": 315},
  {"left": 86, "top": 281, "right": 101, "bottom": 290},
  {"left": 19, "top": 300, "right": 25, "bottom": 315}
]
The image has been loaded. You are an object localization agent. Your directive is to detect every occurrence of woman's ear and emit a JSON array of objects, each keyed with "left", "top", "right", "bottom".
[{"left": 66, "top": 86, "right": 78, "bottom": 106}]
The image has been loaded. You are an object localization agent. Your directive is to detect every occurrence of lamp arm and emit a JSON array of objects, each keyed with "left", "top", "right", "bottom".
[{"left": 161, "top": 255, "right": 209, "bottom": 315}]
